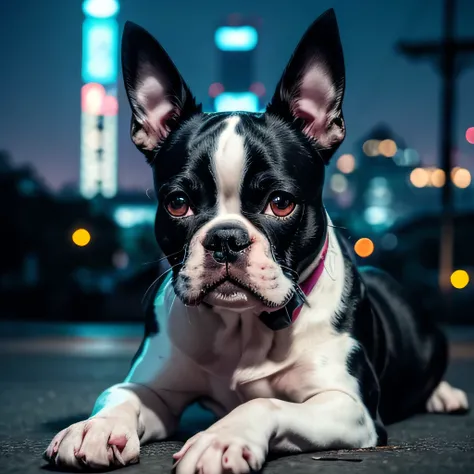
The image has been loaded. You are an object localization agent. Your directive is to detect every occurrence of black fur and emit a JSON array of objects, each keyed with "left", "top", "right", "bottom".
[{"left": 124, "top": 8, "right": 448, "bottom": 439}]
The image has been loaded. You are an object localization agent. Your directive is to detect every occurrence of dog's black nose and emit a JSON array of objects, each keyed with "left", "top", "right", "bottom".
[{"left": 203, "top": 222, "right": 251, "bottom": 263}]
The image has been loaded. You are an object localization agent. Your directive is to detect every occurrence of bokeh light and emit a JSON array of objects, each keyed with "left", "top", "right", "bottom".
[
  {"left": 378, "top": 139, "right": 397, "bottom": 158},
  {"left": 101, "top": 95, "right": 118, "bottom": 116},
  {"left": 403, "top": 148, "right": 420, "bottom": 166},
  {"left": 450, "top": 270, "right": 469, "bottom": 289},
  {"left": 112, "top": 250, "right": 129, "bottom": 269},
  {"left": 215, "top": 26, "right": 258, "bottom": 51},
  {"left": 354, "top": 238, "right": 374, "bottom": 258},
  {"left": 381, "top": 233, "right": 398, "bottom": 251},
  {"left": 72, "top": 228, "right": 91, "bottom": 247},
  {"left": 208, "top": 82, "right": 225, "bottom": 98},
  {"left": 249, "top": 82, "right": 266, "bottom": 96},
  {"left": 410, "top": 168, "right": 429, "bottom": 188},
  {"left": 336, "top": 154, "right": 356, "bottom": 174},
  {"left": 330, "top": 173, "right": 348, "bottom": 193},
  {"left": 362, "top": 139, "right": 380, "bottom": 157},
  {"left": 81, "top": 83, "right": 105, "bottom": 115},
  {"left": 430, "top": 168, "right": 446, "bottom": 188},
  {"left": 452, "top": 168, "right": 471, "bottom": 188},
  {"left": 466, "top": 127, "right": 474, "bottom": 145},
  {"left": 364, "top": 206, "right": 391, "bottom": 226},
  {"left": 83, "top": 0, "right": 120, "bottom": 18}
]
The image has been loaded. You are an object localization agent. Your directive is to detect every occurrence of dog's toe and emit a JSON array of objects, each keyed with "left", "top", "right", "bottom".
[
  {"left": 426, "top": 381, "right": 469, "bottom": 413},
  {"left": 45, "top": 417, "right": 139, "bottom": 469}
]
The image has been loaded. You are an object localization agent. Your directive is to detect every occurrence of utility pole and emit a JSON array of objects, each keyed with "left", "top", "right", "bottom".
[{"left": 397, "top": 0, "right": 474, "bottom": 294}]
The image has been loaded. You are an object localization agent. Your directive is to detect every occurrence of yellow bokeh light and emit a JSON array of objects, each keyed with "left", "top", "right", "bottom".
[
  {"left": 410, "top": 168, "right": 429, "bottom": 188},
  {"left": 452, "top": 168, "right": 471, "bottom": 189},
  {"left": 354, "top": 238, "right": 375, "bottom": 258},
  {"left": 362, "top": 140, "right": 380, "bottom": 157},
  {"left": 378, "top": 139, "right": 397, "bottom": 158},
  {"left": 450, "top": 270, "right": 469, "bottom": 289},
  {"left": 430, "top": 168, "right": 446, "bottom": 188},
  {"left": 72, "top": 228, "right": 91, "bottom": 247},
  {"left": 451, "top": 166, "right": 460, "bottom": 180},
  {"left": 336, "top": 154, "right": 356, "bottom": 174}
]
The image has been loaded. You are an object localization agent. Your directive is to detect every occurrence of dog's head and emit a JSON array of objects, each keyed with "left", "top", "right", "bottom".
[{"left": 121, "top": 9, "right": 345, "bottom": 326}]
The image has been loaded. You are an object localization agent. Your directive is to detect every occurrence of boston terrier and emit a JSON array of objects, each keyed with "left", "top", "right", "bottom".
[{"left": 44, "top": 9, "right": 468, "bottom": 473}]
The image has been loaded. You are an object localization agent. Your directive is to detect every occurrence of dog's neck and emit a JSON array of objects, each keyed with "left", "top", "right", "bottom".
[
  {"left": 165, "top": 224, "right": 345, "bottom": 382},
  {"left": 298, "top": 212, "right": 334, "bottom": 283}
]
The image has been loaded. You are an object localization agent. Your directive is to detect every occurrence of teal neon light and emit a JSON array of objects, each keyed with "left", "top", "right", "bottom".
[
  {"left": 215, "top": 26, "right": 258, "bottom": 51},
  {"left": 83, "top": 0, "right": 120, "bottom": 19},
  {"left": 214, "top": 92, "right": 259, "bottom": 112},
  {"left": 82, "top": 18, "right": 118, "bottom": 84}
]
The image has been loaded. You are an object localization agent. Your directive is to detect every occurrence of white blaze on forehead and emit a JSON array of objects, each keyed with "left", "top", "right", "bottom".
[{"left": 212, "top": 116, "right": 246, "bottom": 215}]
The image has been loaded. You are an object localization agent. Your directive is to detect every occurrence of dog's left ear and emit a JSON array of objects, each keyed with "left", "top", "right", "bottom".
[{"left": 266, "top": 9, "right": 345, "bottom": 160}]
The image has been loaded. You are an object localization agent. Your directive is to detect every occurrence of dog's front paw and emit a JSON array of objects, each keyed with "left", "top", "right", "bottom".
[
  {"left": 172, "top": 426, "right": 267, "bottom": 474},
  {"left": 43, "top": 416, "right": 139, "bottom": 470}
]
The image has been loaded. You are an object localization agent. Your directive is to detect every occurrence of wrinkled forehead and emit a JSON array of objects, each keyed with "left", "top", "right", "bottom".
[{"left": 153, "top": 112, "right": 323, "bottom": 201}]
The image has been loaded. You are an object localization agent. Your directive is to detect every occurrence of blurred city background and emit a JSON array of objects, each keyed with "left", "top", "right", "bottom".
[{"left": 1, "top": 0, "right": 473, "bottom": 329}]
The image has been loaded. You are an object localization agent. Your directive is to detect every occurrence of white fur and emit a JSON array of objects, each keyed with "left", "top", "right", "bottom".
[
  {"left": 426, "top": 381, "right": 469, "bottom": 413},
  {"left": 45, "top": 223, "right": 379, "bottom": 473},
  {"left": 212, "top": 115, "right": 246, "bottom": 215}
]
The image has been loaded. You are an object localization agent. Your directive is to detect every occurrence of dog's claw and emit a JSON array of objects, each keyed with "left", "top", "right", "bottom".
[{"left": 44, "top": 417, "right": 140, "bottom": 469}]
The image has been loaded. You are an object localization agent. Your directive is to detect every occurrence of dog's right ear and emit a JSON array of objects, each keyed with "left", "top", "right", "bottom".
[{"left": 121, "top": 22, "right": 201, "bottom": 161}]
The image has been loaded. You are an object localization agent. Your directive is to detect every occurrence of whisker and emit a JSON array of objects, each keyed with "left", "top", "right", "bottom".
[
  {"left": 323, "top": 260, "right": 336, "bottom": 282},
  {"left": 184, "top": 303, "right": 192, "bottom": 325},
  {"left": 327, "top": 223, "right": 347, "bottom": 230},
  {"left": 170, "top": 292, "right": 178, "bottom": 314},
  {"left": 142, "top": 248, "right": 185, "bottom": 267},
  {"left": 279, "top": 263, "right": 300, "bottom": 279},
  {"left": 267, "top": 245, "right": 300, "bottom": 280},
  {"left": 294, "top": 284, "right": 310, "bottom": 307},
  {"left": 141, "top": 261, "right": 183, "bottom": 305}
]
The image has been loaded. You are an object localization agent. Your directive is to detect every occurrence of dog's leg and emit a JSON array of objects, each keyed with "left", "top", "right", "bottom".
[
  {"left": 173, "top": 391, "right": 378, "bottom": 474},
  {"left": 44, "top": 342, "right": 207, "bottom": 470},
  {"left": 426, "top": 381, "right": 469, "bottom": 413}
]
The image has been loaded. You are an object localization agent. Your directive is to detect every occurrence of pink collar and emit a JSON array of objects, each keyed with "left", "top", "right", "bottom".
[{"left": 291, "top": 236, "right": 329, "bottom": 322}]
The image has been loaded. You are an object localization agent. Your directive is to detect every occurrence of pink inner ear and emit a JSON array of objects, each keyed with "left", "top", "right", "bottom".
[
  {"left": 134, "top": 75, "right": 178, "bottom": 151},
  {"left": 292, "top": 66, "right": 337, "bottom": 146}
]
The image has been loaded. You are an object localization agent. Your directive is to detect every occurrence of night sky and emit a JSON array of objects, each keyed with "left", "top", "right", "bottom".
[{"left": 0, "top": 0, "right": 473, "bottom": 193}]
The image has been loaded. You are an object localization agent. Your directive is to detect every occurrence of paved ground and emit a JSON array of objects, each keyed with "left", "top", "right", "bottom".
[{"left": 0, "top": 323, "right": 473, "bottom": 474}]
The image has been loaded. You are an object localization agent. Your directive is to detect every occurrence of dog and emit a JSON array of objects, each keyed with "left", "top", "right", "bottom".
[{"left": 44, "top": 9, "right": 468, "bottom": 473}]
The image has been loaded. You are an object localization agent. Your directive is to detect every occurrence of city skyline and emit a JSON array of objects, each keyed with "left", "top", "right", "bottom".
[{"left": 1, "top": 0, "right": 473, "bottom": 193}]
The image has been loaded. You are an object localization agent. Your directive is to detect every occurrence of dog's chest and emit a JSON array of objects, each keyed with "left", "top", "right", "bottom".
[
  {"left": 168, "top": 303, "right": 355, "bottom": 413},
  {"left": 204, "top": 333, "right": 356, "bottom": 416}
]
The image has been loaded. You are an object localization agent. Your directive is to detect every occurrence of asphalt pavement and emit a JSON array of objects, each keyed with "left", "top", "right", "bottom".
[{"left": 0, "top": 323, "right": 473, "bottom": 474}]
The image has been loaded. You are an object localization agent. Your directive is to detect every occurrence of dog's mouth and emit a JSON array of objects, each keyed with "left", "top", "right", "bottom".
[
  {"left": 204, "top": 280, "right": 254, "bottom": 309},
  {"left": 181, "top": 275, "right": 294, "bottom": 310}
]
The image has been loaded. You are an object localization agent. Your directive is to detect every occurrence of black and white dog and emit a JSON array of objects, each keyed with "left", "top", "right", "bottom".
[{"left": 45, "top": 9, "right": 468, "bottom": 473}]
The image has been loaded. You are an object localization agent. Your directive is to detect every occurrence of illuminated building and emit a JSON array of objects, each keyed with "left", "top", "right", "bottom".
[
  {"left": 80, "top": 0, "right": 120, "bottom": 199},
  {"left": 211, "top": 15, "right": 264, "bottom": 113}
]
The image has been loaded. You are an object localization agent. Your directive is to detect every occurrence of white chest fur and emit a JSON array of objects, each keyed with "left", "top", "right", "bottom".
[{"left": 156, "top": 225, "right": 361, "bottom": 415}]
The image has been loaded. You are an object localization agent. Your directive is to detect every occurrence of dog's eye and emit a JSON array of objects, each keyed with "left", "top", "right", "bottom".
[
  {"left": 265, "top": 192, "right": 296, "bottom": 218},
  {"left": 165, "top": 193, "right": 192, "bottom": 218}
]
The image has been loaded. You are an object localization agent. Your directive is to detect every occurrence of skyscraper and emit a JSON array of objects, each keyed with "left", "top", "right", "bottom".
[
  {"left": 80, "top": 0, "right": 120, "bottom": 199},
  {"left": 210, "top": 15, "right": 264, "bottom": 113}
]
